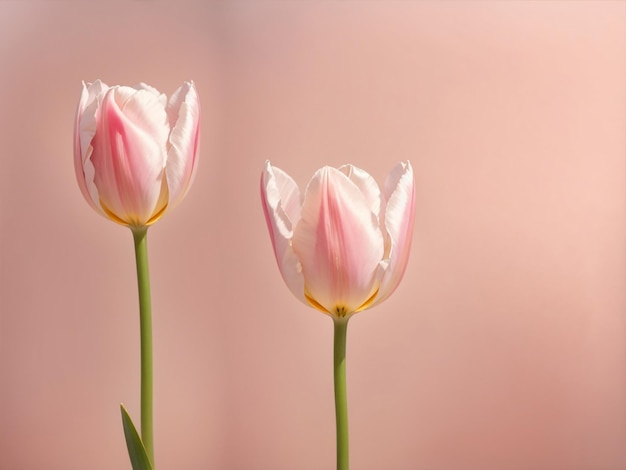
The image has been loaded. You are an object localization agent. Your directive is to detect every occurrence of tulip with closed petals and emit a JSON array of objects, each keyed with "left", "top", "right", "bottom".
[
  {"left": 260, "top": 161, "right": 415, "bottom": 470},
  {"left": 73, "top": 80, "right": 200, "bottom": 470},
  {"left": 74, "top": 80, "right": 200, "bottom": 228}
]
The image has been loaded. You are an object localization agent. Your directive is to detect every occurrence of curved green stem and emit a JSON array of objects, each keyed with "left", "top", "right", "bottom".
[
  {"left": 333, "top": 318, "right": 349, "bottom": 470},
  {"left": 132, "top": 227, "right": 154, "bottom": 467}
]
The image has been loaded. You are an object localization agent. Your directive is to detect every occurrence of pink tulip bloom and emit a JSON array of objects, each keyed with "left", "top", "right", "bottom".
[
  {"left": 74, "top": 80, "right": 200, "bottom": 227},
  {"left": 261, "top": 161, "right": 415, "bottom": 318}
]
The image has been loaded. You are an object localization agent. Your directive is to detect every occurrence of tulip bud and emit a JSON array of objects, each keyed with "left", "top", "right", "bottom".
[{"left": 74, "top": 80, "right": 200, "bottom": 227}]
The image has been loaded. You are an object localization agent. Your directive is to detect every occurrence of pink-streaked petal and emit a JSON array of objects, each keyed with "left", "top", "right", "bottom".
[
  {"left": 293, "top": 166, "right": 384, "bottom": 315},
  {"left": 116, "top": 87, "right": 170, "bottom": 141},
  {"left": 260, "top": 162, "right": 306, "bottom": 305},
  {"left": 338, "top": 164, "right": 382, "bottom": 219},
  {"left": 90, "top": 88, "right": 168, "bottom": 226},
  {"left": 166, "top": 81, "right": 201, "bottom": 207},
  {"left": 375, "top": 161, "right": 415, "bottom": 304}
]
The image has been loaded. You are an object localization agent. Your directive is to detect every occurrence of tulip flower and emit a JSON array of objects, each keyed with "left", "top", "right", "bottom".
[
  {"left": 74, "top": 80, "right": 200, "bottom": 470},
  {"left": 74, "top": 80, "right": 200, "bottom": 228},
  {"left": 261, "top": 161, "right": 415, "bottom": 318},
  {"left": 260, "top": 161, "right": 415, "bottom": 470}
]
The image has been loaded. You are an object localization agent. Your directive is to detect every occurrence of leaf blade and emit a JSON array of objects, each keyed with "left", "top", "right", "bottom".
[{"left": 120, "top": 404, "right": 153, "bottom": 470}]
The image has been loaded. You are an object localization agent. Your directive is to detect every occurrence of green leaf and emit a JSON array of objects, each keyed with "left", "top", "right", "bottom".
[{"left": 120, "top": 404, "right": 153, "bottom": 470}]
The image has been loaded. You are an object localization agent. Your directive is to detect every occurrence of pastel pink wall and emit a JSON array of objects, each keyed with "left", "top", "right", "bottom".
[{"left": 1, "top": 2, "right": 625, "bottom": 469}]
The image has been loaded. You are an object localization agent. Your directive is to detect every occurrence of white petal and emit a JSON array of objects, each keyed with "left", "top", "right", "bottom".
[
  {"left": 260, "top": 162, "right": 306, "bottom": 305},
  {"left": 166, "top": 81, "right": 201, "bottom": 206},
  {"left": 75, "top": 80, "right": 108, "bottom": 216},
  {"left": 79, "top": 80, "right": 108, "bottom": 163},
  {"left": 82, "top": 146, "right": 102, "bottom": 215},
  {"left": 270, "top": 164, "right": 302, "bottom": 228},
  {"left": 375, "top": 161, "right": 415, "bottom": 304}
]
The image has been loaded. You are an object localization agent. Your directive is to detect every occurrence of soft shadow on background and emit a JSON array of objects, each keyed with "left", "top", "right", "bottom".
[{"left": 1, "top": 2, "right": 625, "bottom": 470}]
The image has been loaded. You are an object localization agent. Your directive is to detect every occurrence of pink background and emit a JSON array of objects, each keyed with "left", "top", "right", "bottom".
[{"left": 1, "top": 2, "right": 625, "bottom": 469}]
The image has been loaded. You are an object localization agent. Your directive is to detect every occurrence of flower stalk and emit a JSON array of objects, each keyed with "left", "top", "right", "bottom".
[
  {"left": 132, "top": 227, "right": 154, "bottom": 467},
  {"left": 333, "top": 318, "right": 350, "bottom": 470}
]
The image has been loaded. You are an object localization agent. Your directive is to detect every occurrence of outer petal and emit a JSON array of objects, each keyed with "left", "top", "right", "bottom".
[
  {"left": 78, "top": 80, "right": 108, "bottom": 161},
  {"left": 166, "top": 81, "right": 201, "bottom": 207},
  {"left": 375, "top": 161, "right": 415, "bottom": 304},
  {"left": 90, "top": 87, "right": 169, "bottom": 226},
  {"left": 74, "top": 80, "right": 108, "bottom": 216},
  {"left": 293, "top": 167, "right": 384, "bottom": 316},
  {"left": 260, "top": 162, "right": 306, "bottom": 305}
]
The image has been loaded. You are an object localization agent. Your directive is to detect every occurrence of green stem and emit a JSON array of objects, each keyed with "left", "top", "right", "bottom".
[
  {"left": 132, "top": 227, "right": 154, "bottom": 467},
  {"left": 333, "top": 318, "right": 349, "bottom": 470}
]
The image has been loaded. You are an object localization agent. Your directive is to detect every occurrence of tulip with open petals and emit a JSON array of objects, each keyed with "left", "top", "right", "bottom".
[
  {"left": 74, "top": 80, "right": 200, "bottom": 227},
  {"left": 73, "top": 80, "right": 200, "bottom": 470},
  {"left": 261, "top": 161, "right": 415, "bottom": 470},
  {"left": 261, "top": 161, "right": 415, "bottom": 319}
]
